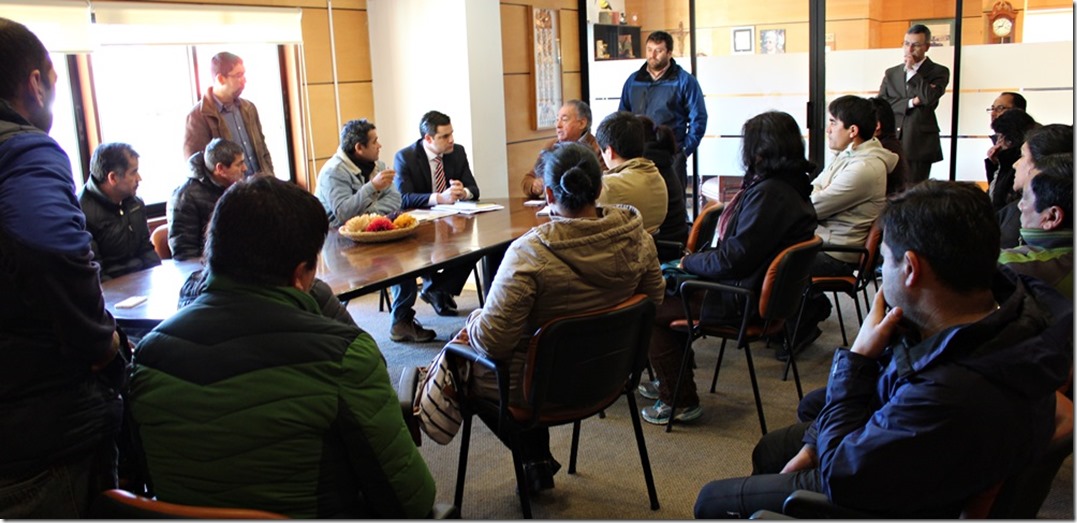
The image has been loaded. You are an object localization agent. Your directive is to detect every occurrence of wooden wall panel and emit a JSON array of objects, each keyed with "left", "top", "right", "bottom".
[
  {"left": 559, "top": 9, "right": 580, "bottom": 73},
  {"left": 501, "top": 0, "right": 576, "bottom": 9},
  {"left": 504, "top": 74, "right": 548, "bottom": 143},
  {"left": 880, "top": 21, "right": 908, "bottom": 48},
  {"left": 338, "top": 82, "right": 375, "bottom": 123},
  {"left": 561, "top": 72, "right": 581, "bottom": 102},
  {"left": 302, "top": 8, "right": 333, "bottom": 84},
  {"left": 502, "top": 4, "right": 531, "bottom": 75},
  {"left": 333, "top": 9, "right": 372, "bottom": 83},
  {"left": 308, "top": 83, "right": 341, "bottom": 161}
]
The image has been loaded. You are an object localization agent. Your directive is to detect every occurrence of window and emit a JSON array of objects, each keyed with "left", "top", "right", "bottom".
[
  {"left": 49, "top": 53, "right": 82, "bottom": 189},
  {"left": 87, "top": 44, "right": 292, "bottom": 210}
]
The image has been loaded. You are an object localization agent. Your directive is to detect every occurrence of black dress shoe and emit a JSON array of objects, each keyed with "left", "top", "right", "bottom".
[
  {"left": 420, "top": 290, "right": 458, "bottom": 316},
  {"left": 519, "top": 458, "right": 561, "bottom": 495}
]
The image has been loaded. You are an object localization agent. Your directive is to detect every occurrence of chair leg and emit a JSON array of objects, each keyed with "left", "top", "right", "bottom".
[
  {"left": 510, "top": 443, "right": 533, "bottom": 519},
  {"left": 741, "top": 341, "right": 768, "bottom": 435},
  {"left": 626, "top": 392, "right": 661, "bottom": 510},
  {"left": 379, "top": 288, "right": 389, "bottom": 313},
  {"left": 831, "top": 292, "right": 848, "bottom": 346},
  {"left": 852, "top": 291, "right": 864, "bottom": 326},
  {"left": 569, "top": 420, "right": 581, "bottom": 474},
  {"left": 472, "top": 265, "right": 485, "bottom": 308},
  {"left": 645, "top": 363, "right": 655, "bottom": 383},
  {"left": 453, "top": 414, "right": 474, "bottom": 511},
  {"left": 709, "top": 338, "right": 728, "bottom": 394},
  {"left": 666, "top": 332, "right": 697, "bottom": 433}
]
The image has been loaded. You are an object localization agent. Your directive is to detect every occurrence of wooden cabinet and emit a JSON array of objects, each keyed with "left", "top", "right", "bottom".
[{"left": 594, "top": 24, "right": 641, "bottom": 60}]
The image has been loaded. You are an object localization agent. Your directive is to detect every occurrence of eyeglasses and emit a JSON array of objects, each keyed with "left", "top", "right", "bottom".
[
  {"left": 986, "top": 105, "right": 1012, "bottom": 113},
  {"left": 902, "top": 41, "right": 927, "bottom": 49}
]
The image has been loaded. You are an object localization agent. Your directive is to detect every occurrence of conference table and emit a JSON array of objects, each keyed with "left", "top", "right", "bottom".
[{"left": 102, "top": 198, "right": 547, "bottom": 328}]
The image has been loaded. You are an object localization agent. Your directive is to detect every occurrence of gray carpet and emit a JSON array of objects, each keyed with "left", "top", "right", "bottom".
[{"left": 347, "top": 284, "right": 1074, "bottom": 519}]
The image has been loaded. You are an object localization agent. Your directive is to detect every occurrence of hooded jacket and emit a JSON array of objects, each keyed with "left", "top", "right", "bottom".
[
  {"left": 597, "top": 157, "right": 669, "bottom": 234},
  {"left": 464, "top": 205, "right": 665, "bottom": 401},
  {"left": 0, "top": 100, "right": 120, "bottom": 477},
  {"left": 78, "top": 178, "right": 161, "bottom": 281},
  {"left": 812, "top": 138, "right": 899, "bottom": 263},
  {"left": 808, "top": 271, "right": 1072, "bottom": 517},
  {"left": 167, "top": 152, "right": 228, "bottom": 261}
]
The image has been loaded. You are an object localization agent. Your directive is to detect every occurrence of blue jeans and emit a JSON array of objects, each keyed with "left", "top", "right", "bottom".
[{"left": 0, "top": 441, "right": 117, "bottom": 518}]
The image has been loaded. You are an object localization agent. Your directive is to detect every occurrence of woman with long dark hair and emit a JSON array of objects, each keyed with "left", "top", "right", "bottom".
[{"left": 639, "top": 111, "right": 818, "bottom": 425}]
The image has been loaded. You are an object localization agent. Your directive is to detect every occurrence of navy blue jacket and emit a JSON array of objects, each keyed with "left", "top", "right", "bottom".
[
  {"left": 618, "top": 59, "right": 708, "bottom": 157},
  {"left": 393, "top": 140, "right": 479, "bottom": 210},
  {"left": 0, "top": 100, "right": 121, "bottom": 476},
  {"left": 808, "top": 271, "right": 1072, "bottom": 516}
]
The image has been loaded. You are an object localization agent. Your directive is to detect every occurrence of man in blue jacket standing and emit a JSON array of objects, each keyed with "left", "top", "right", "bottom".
[
  {"left": 0, "top": 18, "right": 124, "bottom": 517},
  {"left": 694, "top": 181, "right": 1072, "bottom": 518},
  {"left": 619, "top": 30, "right": 707, "bottom": 192}
]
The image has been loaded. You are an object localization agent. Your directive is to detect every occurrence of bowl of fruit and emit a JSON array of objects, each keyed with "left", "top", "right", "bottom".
[{"left": 338, "top": 212, "right": 420, "bottom": 243}]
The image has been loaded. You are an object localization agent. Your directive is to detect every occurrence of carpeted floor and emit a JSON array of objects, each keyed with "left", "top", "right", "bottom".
[{"left": 347, "top": 283, "right": 1074, "bottom": 519}]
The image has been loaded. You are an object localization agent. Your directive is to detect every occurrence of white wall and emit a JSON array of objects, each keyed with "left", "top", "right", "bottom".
[{"left": 367, "top": 0, "right": 509, "bottom": 198}]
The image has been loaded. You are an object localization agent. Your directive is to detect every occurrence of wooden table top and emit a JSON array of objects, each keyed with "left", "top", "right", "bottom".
[{"left": 103, "top": 198, "right": 547, "bottom": 326}]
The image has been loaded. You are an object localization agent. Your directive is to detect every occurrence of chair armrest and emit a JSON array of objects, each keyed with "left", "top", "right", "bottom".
[
  {"left": 782, "top": 489, "right": 869, "bottom": 518},
  {"left": 443, "top": 343, "right": 499, "bottom": 372},
  {"left": 680, "top": 278, "right": 752, "bottom": 299},
  {"left": 654, "top": 239, "right": 685, "bottom": 262},
  {"left": 442, "top": 343, "right": 512, "bottom": 423},
  {"left": 398, "top": 366, "right": 422, "bottom": 447},
  {"left": 818, "top": 243, "right": 868, "bottom": 256},
  {"left": 678, "top": 279, "right": 755, "bottom": 333}
]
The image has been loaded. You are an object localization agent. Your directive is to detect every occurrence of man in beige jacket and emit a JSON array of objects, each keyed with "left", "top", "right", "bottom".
[
  {"left": 796, "top": 95, "right": 898, "bottom": 351},
  {"left": 594, "top": 111, "right": 668, "bottom": 234}
]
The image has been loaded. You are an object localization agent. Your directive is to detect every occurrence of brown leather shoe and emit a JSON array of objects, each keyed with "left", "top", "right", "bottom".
[{"left": 390, "top": 318, "right": 437, "bottom": 343}]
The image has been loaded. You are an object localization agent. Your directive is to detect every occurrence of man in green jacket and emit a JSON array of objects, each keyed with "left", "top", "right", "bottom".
[{"left": 129, "top": 177, "right": 435, "bottom": 518}]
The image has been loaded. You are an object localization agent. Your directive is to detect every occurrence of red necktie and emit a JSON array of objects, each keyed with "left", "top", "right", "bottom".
[{"left": 434, "top": 156, "right": 447, "bottom": 193}]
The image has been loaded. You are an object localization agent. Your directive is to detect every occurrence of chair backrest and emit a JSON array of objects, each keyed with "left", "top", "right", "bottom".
[
  {"left": 151, "top": 224, "right": 172, "bottom": 260},
  {"left": 855, "top": 219, "right": 883, "bottom": 290},
  {"left": 758, "top": 236, "right": 823, "bottom": 321},
  {"left": 685, "top": 201, "right": 724, "bottom": 254},
  {"left": 90, "top": 489, "right": 289, "bottom": 519},
  {"left": 518, "top": 294, "right": 655, "bottom": 424}
]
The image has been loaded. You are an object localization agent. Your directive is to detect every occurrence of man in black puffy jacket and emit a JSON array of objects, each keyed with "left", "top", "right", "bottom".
[
  {"left": 79, "top": 142, "right": 160, "bottom": 280},
  {"left": 167, "top": 137, "right": 246, "bottom": 260}
]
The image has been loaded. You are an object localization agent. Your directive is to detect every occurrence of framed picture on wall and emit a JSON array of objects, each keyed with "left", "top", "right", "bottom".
[
  {"left": 913, "top": 18, "right": 955, "bottom": 47},
  {"left": 530, "top": 7, "right": 562, "bottom": 130},
  {"left": 760, "top": 29, "right": 785, "bottom": 54},
  {"left": 732, "top": 26, "right": 754, "bottom": 54}
]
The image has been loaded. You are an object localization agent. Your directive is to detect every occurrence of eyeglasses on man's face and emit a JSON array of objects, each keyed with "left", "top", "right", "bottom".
[{"left": 987, "top": 105, "right": 1012, "bottom": 113}]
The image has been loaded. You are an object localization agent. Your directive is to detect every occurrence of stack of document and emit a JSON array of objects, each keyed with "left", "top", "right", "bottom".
[{"left": 432, "top": 201, "right": 505, "bottom": 215}]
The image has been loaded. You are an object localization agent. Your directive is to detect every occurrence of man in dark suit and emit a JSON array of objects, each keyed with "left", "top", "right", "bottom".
[
  {"left": 394, "top": 110, "right": 479, "bottom": 209},
  {"left": 878, "top": 24, "right": 950, "bottom": 186},
  {"left": 392, "top": 110, "right": 479, "bottom": 318}
]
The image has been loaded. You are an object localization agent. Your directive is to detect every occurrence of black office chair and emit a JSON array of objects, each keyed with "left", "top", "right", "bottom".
[
  {"left": 809, "top": 219, "right": 883, "bottom": 346},
  {"left": 443, "top": 294, "right": 659, "bottom": 518},
  {"left": 666, "top": 236, "right": 822, "bottom": 434}
]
